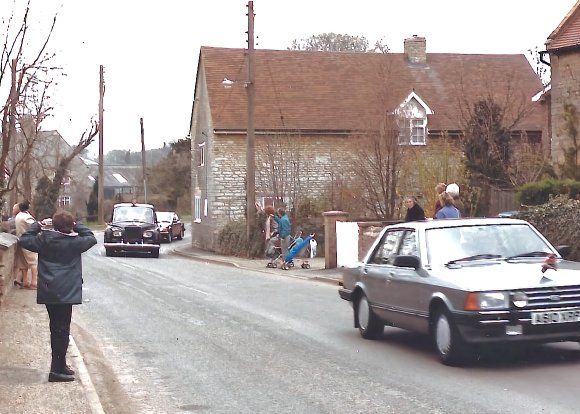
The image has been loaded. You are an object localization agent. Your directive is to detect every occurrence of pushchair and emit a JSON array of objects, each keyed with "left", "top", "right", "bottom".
[
  {"left": 265, "top": 235, "right": 282, "bottom": 268},
  {"left": 280, "top": 232, "right": 317, "bottom": 270}
]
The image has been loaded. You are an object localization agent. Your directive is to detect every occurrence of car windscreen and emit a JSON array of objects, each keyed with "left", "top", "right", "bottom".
[
  {"left": 425, "top": 223, "right": 553, "bottom": 266},
  {"left": 157, "top": 212, "right": 173, "bottom": 223},
  {"left": 113, "top": 206, "right": 155, "bottom": 224}
]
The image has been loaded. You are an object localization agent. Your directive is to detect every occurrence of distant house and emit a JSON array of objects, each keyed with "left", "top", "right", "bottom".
[
  {"left": 8, "top": 130, "right": 93, "bottom": 218},
  {"left": 87, "top": 164, "right": 143, "bottom": 202},
  {"left": 545, "top": 0, "right": 580, "bottom": 170},
  {"left": 189, "top": 36, "right": 547, "bottom": 249}
]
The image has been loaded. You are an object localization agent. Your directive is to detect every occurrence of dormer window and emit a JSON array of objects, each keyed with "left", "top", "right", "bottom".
[{"left": 395, "top": 91, "right": 433, "bottom": 146}]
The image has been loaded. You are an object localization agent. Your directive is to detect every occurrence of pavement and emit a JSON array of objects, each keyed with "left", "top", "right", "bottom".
[{"left": 0, "top": 243, "right": 343, "bottom": 414}]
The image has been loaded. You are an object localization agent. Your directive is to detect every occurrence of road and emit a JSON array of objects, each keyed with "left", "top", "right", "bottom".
[{"left": 72, "top": 237, "right": 580, "bottom": 414}]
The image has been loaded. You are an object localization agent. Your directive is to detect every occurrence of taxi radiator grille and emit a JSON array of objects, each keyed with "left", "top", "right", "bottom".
[
  {"left": 521, "top": 285, "right": 580, "bottom": 309},
  {"left": 123, "top": 226, "right": 142, "bottom": 242}
]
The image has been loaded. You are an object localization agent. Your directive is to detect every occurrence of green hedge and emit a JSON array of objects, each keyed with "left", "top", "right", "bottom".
[{"left": 517, "top": 179, "right": 580, "bottom": 205}]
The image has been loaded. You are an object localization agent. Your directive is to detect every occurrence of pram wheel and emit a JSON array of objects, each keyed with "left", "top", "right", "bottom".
[
  {"left": 266, "top": 262, "right": 273, "bottom": 268},
  {"left": 301, "top": 263, "right": 310, "bottom": 269}
]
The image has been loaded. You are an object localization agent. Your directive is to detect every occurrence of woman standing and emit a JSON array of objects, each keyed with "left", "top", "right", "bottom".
[
  {"left": 404, "top": 196, "right": 426, "bottom": 222},
  {"left": 435, "top": 192, "right": 461, "bottom": 219},
  {"left": 19, "top": 210, "right": 97, "bottom": 382}
]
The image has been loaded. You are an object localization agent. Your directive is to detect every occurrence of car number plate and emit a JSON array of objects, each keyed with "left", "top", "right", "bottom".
[{"left": 531, "top": 308, "right": 580, "bottom": 325}]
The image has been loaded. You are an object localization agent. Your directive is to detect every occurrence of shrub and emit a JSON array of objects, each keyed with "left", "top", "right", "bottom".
[
  {"left": 517, "top": 195, "right": 580, "bottom": 261},
  {"left": 517, "top": 179, "right": 580, "bottom": 206}
]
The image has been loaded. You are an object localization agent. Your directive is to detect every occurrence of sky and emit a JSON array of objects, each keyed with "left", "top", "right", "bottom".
[{"left": 2, "top": 0, "right": 578, "bottom": 156}]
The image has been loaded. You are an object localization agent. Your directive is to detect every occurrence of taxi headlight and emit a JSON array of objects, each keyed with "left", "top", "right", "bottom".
[
  {"left": 465, "top": 292, "right": 509, "bottom": 310},
  {"left": 143, "top": 230, "right": 154, "bottom": 238}
]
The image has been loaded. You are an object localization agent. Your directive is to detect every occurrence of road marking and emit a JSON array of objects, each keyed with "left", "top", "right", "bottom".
[
  {"left": 69, "top": 335, "right": 105, "bottom": 414},
  {"left": 121, "top": 263, "right": 136, "bottom": 270}
]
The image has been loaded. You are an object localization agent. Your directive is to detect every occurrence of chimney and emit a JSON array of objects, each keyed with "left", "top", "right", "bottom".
[{"left": 404, "top": 35, "right": 426, "bottom": 64}]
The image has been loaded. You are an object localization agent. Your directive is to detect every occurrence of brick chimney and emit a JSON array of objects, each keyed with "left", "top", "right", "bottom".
[{"left": 404, "top": 35, "right": 426, "bottom": 64}]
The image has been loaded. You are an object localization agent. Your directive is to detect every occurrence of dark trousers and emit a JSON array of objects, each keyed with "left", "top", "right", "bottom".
[{"left": 45, "top": 304, "right": 73, "bottom": 373}]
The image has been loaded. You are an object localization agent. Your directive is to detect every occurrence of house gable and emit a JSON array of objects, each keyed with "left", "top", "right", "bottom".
[{"left": 546, "top": 0, "right": 580, "bottom": 52}]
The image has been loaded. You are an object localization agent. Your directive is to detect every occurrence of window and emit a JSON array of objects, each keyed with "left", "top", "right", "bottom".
[
  {"left": 198, "top": 143, "right": 205, "bottom": 167},
  {"left": 194, "top": 195, "right": 201, "bottom": 222},
  {"left": 369, "top": 230, "right": 404, "bottom": 264},
  {"left": 399, "top": 231, "right": 418, "bottom": 256},
  {"left": 58, "top": 196, "right": 71, "bottom": 207},
  {"left": 411, "top": 118, "right": 426, "bottom": 144}
]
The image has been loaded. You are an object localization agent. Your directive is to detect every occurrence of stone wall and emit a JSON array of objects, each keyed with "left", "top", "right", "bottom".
[
  {"left": 0, "top": 233, "right": 19, "bottom": 308},
  {"left": 550, "top": 51, "right": 580, "bottom": 167}
]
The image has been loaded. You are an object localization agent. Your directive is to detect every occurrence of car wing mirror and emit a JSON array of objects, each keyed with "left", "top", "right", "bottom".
[
  {"left": 392, "top": 255, "right": 421, "bottom": 269},
  {"left": 556, "top": 245, "right": 571, "bottom": 259}
]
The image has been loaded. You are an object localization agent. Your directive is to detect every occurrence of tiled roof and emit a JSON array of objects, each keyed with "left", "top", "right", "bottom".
[
  {"left": 199, "top": 46, "right": 545, "bottom": 133},
  {"left": 546, "top": 0, "right": 580, "bottom": 51}
]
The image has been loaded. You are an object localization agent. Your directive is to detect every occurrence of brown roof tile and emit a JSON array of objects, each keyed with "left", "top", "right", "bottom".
[
  {"left": 546, "top": 0, "right": 580, "bottom": 51},
  {"left": 199, "top": 46, "right": 545, "bottom": 133}
]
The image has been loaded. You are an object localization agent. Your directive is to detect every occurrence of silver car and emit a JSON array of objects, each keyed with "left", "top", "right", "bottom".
[{"left": 338, "top": 218, "right": 580, "bottom": 365}]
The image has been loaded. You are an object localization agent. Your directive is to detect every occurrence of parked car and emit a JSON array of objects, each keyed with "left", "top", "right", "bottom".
[
  {"left": 338, "top": 218, "right": 580, "bottom": 365},
  {"left": 103, "top": 202, "right": 161, "bottom": 258},
  {"left": 157, "top": 211, "right": 185, "bottom": 242}
]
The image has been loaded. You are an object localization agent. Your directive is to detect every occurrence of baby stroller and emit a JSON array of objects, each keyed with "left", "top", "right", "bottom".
[
  {"left": 281, "top": 232, "right": 317, "bottom": 270},
  {"left": 265, "top": 235, "right": 282, "bottom": 268}
]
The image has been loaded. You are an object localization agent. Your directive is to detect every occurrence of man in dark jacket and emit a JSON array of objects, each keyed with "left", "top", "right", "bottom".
[{"left": 19, "top": 210, "right": 97, "bottom": 382}]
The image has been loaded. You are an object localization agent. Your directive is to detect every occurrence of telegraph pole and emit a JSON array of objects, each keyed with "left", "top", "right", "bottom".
[
  {"left": 98, "top": 65, "right": 105, "bottom": 224},
  {"left": 140, "top": 117, "right": 147, "bottom": 203},
  {"left": 8, "top": 59, "right": 17, "bottom": 210},
  {"left": 246, "top": 0, "right": 256, "bottom": 244}
]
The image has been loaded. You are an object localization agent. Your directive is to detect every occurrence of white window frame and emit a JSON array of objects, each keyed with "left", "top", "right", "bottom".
[
  {"left": 58, "top": 195, "right": 71, "bottom": 207},
  {"left": 198, "top": 142, "right": 205, "bottom": 167},
  {"left": 194, "top": 195, "right": 202, "bottom": 223},
  {"left": 410, "top": 118, "right": 426, "bottom": 145}
]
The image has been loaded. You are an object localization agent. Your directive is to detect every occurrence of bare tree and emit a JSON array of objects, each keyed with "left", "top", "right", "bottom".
[
  {"left": 33, "top": 121, "right": 99, "bottom": 219},
  {"left": 289, "top": 33, "right": 389, "bottom": 53},
  {"left": 0, "top": 1, "right": 59, "bottom": 203}
]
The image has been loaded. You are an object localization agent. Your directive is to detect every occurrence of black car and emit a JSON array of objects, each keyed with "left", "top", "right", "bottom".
[
  {"left": 104, "top": 203, "right": 161, "bottom": 258},
  {"left": 157, "top": 211, "right": 185, "bottom": 242}
]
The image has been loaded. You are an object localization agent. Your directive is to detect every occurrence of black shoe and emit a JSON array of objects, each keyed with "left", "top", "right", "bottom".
[
  {"left": 48, "top": 372, "right": 75, "bottom": 382},
  {"left": 62, "top": 365, "right": 75, "bottom": 375}
]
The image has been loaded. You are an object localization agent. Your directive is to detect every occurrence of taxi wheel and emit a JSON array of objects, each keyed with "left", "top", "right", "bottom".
[
  {"left": 177, "top": 228, "right": 183, "bottom": 240},
  {"left": 167, "top": 232, "right": 172, "bottom": 243},
  {"left": 355, "top": 294, "right": 383, "bottom": 339},
  {"left": 433, "top": 309, "right": 470, "bottom": 366}
]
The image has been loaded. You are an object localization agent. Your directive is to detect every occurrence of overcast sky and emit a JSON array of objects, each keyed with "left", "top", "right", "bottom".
[{"left": 3, "top": 0, "right": 578, "bottom": 155}]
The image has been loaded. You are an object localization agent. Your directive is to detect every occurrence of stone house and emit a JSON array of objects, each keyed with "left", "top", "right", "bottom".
[
  {"left": 545, "top": 0, "right": 580, "bottom": 169},
  {"left": 8, "top": 130, "right": 92, "bottom": 219},
  {"left": 189, "top": 36, "right": 547, "bottom": 249}
]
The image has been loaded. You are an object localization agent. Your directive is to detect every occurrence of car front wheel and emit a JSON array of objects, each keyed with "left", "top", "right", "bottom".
[
  {"left": 433, "top": 309, "right": 470, "bottom": 366},
  {"left": 356, "top": 294, "right": 383, "bottom": 339},
  {"left": 177, "top": 227, "right": 183, "bottom": 240}
]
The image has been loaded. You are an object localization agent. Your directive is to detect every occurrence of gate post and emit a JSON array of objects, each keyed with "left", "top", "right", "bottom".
[{"left": 322, "top": 211, "right": 348, "bottom": 269}]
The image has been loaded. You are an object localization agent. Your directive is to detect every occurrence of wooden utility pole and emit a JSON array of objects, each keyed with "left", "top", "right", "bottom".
[
  {"left": 8, "top": 59, "right": 18, "bottom": 210},
  {"left": 246, "top": 0, "right": 256, "bottom": 245},
  {"left": 98, "top": 65, "right": 105, "bottom": 224},
  {"left": 140, "top": 117, "right": 147, "bottom": 203}
]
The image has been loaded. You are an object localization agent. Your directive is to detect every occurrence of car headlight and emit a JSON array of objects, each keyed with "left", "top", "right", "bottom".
[
  {"left": 465, "top": 292, "right": 509, "bottom": 310},
  {"left": 511, "top": 291, "right": 528, "bottom": 308},
  {"left": 143, "top": 230, "right": 154, "bottom": 238},
  {"left": 109, "top": 227, "right": 122, "bottom": 237}
]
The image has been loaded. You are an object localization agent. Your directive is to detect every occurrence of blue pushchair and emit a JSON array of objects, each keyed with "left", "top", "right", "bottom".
[{"left": 281, "top": 233, "right": 316, "bottom": 270}]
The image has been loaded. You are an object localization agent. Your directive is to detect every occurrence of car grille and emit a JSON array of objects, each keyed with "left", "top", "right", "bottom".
[
  {"left": 123, "top": 226, "right": 143, "bottom": 242},
  {"left": 522, "top": 285, "right": 580, "bottom": 310}
]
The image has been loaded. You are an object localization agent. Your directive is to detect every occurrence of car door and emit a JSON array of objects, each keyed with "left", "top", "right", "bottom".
[
  {"left": 382, "top": 229, "right": 430, "bottom": 332},
  {"left": 362, "top": 229, "right": 405, "bottom": 322}
]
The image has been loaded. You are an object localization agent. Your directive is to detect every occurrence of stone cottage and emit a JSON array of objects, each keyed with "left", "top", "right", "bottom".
[
  {"left": 188, "top": 36, "right": 547, "bottom": 249},
  {"left": 545, "top": 0, "right": 580, "bottom": 170}
]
